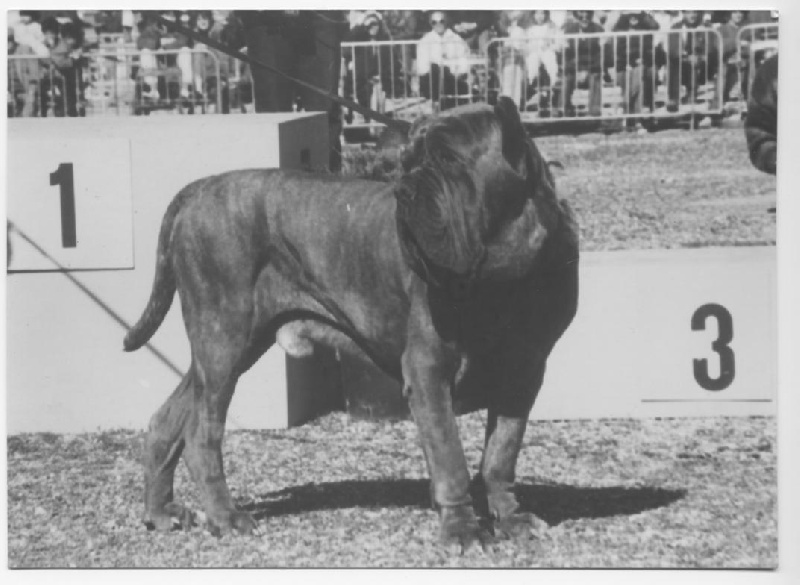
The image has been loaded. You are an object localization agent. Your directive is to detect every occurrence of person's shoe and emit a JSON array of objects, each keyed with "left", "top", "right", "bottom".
[{"left": 666, "top": 101, "right": 679, "bottom": 113}]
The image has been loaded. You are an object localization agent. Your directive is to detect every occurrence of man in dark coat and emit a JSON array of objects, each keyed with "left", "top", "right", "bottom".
[
  {"left": 744, "top": 53, "right": 777, "bottom": 175},
  {"left": 237, "top": 10, "right": 349, "bottom": 172}
]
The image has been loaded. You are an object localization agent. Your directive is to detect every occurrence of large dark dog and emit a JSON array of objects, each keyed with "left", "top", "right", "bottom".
[{"left": 124, "top": 97, "right": 578, "bottom": 550}]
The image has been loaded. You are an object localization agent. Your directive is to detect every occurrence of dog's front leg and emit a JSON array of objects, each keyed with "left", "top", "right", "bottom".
[
  {"left": 402, "top": 305, "right": 489, "bottom": 552},
  {"left": 479, "top": 344, "right": 549, "bottom": 541}
]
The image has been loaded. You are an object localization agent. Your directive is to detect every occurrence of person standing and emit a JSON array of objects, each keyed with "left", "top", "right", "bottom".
[
  {"left": 560, "top": 10, "right": 605, "bottom": 117},
  {"left": 610, "top": 11, "right": 661, "bottom": 123},
  {"left": 416, "top": 11, "right": 472, "bottom": 111},
  {"left": 237, "top": 10, "right": 348, "bottom": 172},
  {"left": 47, "top": 21, "right": 83, "bottom": 117},
  {"left": 744, "top": 54, "right": 777, "bottom": 175},
  {"left": 718, "top": 10, "right": 747, "bottom": 104},
  {"left": 666, "top": 10, "right": 719, "bottom": 112}
]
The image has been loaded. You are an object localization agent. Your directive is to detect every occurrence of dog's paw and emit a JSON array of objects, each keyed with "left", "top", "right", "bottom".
[
  {"left": 207, "top": 510, "right": 260, "bottom": 537},
  {"left": 439, "top": 505, "right": 494, "bottom": 554},
  {"left": 492, "top": 511, "right": 545, "bottom": 541},
  {"left": 144, "top": 502, "right": 196, "bottom": 532}
]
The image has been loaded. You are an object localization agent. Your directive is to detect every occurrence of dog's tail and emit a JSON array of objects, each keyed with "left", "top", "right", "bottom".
[{"left": 123, "top": 188, "right": 190, "bottom": 352}]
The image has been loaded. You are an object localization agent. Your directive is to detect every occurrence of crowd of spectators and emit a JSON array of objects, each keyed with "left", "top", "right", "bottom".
[
  {"left": 7, "top": 9, "right": 248, "bottom": 117},
  {"left": 7, "top": 9, "right": 779, "bottom": 124},
  {"left": 343, "top": 9, "right": 778, "bottom": 126}
]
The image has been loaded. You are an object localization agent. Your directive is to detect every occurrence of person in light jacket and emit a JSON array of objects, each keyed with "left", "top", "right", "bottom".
[{"left": 416, "top": 11, "right": 472, "bottom": 111}]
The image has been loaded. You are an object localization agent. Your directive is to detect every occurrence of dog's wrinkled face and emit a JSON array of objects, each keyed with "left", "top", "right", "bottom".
[{"left": 394, "top": 98, "right": 537, "bottom": 290}]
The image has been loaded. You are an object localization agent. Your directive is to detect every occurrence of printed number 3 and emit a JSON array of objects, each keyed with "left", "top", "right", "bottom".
[
  {"left": 50, "top": 163, "right": 77, "bottom": 248},
  {"left": 692, "top": 303, "right": 735, "bottom": 391}
]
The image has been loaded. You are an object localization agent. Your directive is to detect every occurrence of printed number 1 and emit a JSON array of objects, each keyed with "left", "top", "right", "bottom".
[
  {"left": 692, "top": 303, "right": 735, "bottom": 391},
  {"left": 50, "top": 163, "right": 77, "bottom": 248}
]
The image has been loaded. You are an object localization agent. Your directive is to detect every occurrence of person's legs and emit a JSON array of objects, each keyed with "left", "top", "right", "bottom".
[
  {"left": 243, "top": 26, "right": 295, "bottom": 112},
  {"left": 628, "top": 66, "right": 644, "bottom": 114},
  {"left": 139, "top": 48, "right": 160, "bottom": 98},
  {"left": 642, "top": 65, "right": 655, "bottom": 112},
  {"left": 587, "top": 71, "right": 602, "bottom": 117},
  {"left": 667, "top": 57, "right": 681, "bottom": 108},
  {"left": 541, "top": 50, "right": 559, "bottom": 84},
  {"left": 616, "top": 69, "right": 629, "bottom": 114},
  {"left": 723, "top": 62, "right": 738, "bottom": 103},
  {"left": 500, "top": 58, "right": 524, "bottom": 109},
  {"left": 22, "top": 82, "right": 37, "bottom": 117},
  {"left": 561, "top": 71, "right": 576, "bottom": 116},
  {"left": 295, "top": 17, "right": 346, "bottom": 172},
  {"left": 177, "top": 47, "right": 193, "bottom": 98},
  {"left": 63, "top": 66, "right": 79, "bottom": 117}
]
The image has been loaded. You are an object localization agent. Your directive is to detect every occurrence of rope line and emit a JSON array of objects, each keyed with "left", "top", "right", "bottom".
[{"left": 153, "top": 14, "right": 409, "bottom": 132}]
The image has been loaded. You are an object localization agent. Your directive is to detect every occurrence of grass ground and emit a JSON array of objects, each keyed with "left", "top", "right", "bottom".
[{"left": 7, "top": 126, "right": 777, "bottom": 568}]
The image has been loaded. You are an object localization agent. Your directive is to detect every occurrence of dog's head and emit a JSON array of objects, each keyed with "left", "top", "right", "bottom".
[{"left": 394, "top": 97, "right": 556, "bottom": 293}]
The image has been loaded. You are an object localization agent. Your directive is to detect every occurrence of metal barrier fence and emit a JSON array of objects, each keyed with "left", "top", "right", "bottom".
[
  {"left": 736, "top": 23, "right": 779, "bottom": 107},
  {"left": 490, "top": 29, "right": 723, "bottom": 123},
  {"left": 7, "top": 55, "right": 82, "bottom": 118},
  {"left": 341, "top": 29, "right": 725, "bottom": 131},
  {"left": 86, "top": 48, "right": 223, "bottom": 115},
  {"left": 10, "top": 27, "right": 750, "bottom": 128},
  {"left": 340, "top": 38, "right": 487, "bottom": 129},
  {"left": 7, "top": 48, "right": 249, "bottom": 118}
]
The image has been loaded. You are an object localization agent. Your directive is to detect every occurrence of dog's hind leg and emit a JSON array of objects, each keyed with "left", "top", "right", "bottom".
[
  {"left": 178, "top": 305, "right": 260, "bottom": 536},
  {"left": 143, "top": 282, "right": 262, "bottom": 535},
  {"left": 143, "top": 372, "right": 195, "bottom": 531}
]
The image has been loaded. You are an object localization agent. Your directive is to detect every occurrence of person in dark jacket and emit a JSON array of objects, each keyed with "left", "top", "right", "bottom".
[
  {"left": 744, "top": 53, "right": 777, "bottom": 175},
  {"left": 666, "top": 10, "right": 719, "bottom": 111},
  {"left": 237, "top": 10, "right": 349, "bottom": 172},
  {"left": 40, "top": 20, "right": 83, "bottom": 116},
  {"left": 343, "top": 12, "right": 401, "bottom": 113},
  {"left": 609, "top": 11, "right": 661, "bottom": 118},
  {"left": 560, "top": 10, "right": 605, "bottom": 117}
]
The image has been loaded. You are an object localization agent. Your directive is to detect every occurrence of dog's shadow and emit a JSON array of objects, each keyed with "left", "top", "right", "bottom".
[{"left": 243, "top": 478, "right": 686, "bottom": 527}]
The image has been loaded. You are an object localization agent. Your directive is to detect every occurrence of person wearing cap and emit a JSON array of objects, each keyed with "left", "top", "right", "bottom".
[
  {"left": 560, "top": 10, "right": 604, "bottom": 118},
  {"left": 744, "top": 54, "right": 777, "bottom": 175},
  {"left": 416, "top": 11, "right": 471, "bottom": 111}
]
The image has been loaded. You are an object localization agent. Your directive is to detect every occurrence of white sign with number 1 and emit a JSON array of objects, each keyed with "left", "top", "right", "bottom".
[{"left": 7, "top": 138, "right": 134, "bottom": 271}]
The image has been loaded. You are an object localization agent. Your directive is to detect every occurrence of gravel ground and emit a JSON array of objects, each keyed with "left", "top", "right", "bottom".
[{"left": 7, "top": 413, "right": 776, "bottom": 568}]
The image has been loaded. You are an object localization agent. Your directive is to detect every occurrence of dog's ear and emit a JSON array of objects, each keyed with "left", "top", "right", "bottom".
[
  {"left": 401, "top": 115, "right": 432, "bottom": 172},
  {"left": 377, "top": 119, "right": 412, "bottom": 151},
  {"left": 494, "top": 96, "right": 526, "bottom": 172}
]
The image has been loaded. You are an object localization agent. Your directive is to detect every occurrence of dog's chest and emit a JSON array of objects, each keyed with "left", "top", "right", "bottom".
[{"left": 432, "top": 286, "right": 528, "bottom": 355}]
